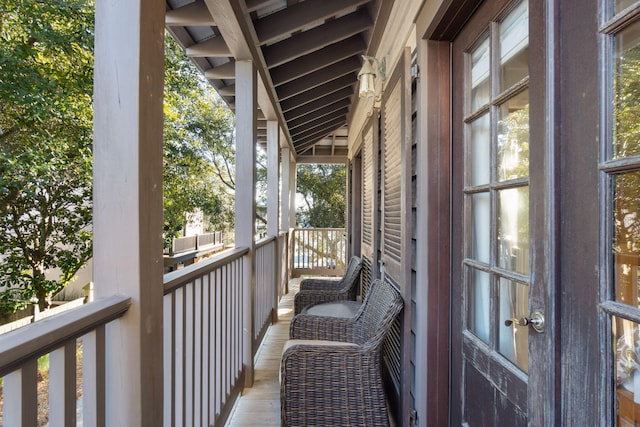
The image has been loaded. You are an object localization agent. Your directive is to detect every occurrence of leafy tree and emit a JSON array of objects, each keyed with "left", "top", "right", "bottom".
[
  {"left": 0, "top": 0, "right": 94, "bottom": 312},
  {"left": 163, "top": 35, "right": 267, "bottom": 245},
  {"left": 163, "top": 35, "right": 235, "bottom": 246},
  {"left": 296, "top": 164, "right": 346, "bottom": 228}
]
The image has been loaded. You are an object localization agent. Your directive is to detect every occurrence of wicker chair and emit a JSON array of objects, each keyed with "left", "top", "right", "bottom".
[
  {"left": 293, "top": 256, "right": 362, "bottom": 315},
  {"left": 281, "top": 279, "right": 403, "bottom": 427}
]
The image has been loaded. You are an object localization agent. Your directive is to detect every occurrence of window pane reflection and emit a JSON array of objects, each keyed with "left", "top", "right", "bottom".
[
  {"left": 614, "top": 171, "right": 640, "bottom": 307},
  {"left": 498, "top": 90, "right": 530, "bottom": 181},
  {"left": 470, "top": 38, "right": 490, "bottom": 112},
  {"left": 498, "top": 187, "right": 530, "bottom": 275},
  {"left": 498, "top": 278, "right": 529, "bottom": 372},
  {"left": 613, "top": 316, "right": 640, "bottom": 425},
  {"left": 470, "top": 192, "right": 491, "bottom": 264},
  {"left": 470, "top": 114, "right": 491, "bottom": 186},
  {"left": 614, "top": 21, "right": 640, "bottom": 159},
  {"left": 499, "top": 0, "right": 529, "bottom": 91},
  {"left": 615, "top": 0, "right": 637, "bottom": 15},
  {"left": 468, "top": 268, "right": 491, "bottom": 343}
]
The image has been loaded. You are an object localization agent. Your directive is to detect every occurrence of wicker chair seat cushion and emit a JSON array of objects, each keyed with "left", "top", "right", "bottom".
[{"left": 302, "top": 300, "right": 362, "bottom": 318}]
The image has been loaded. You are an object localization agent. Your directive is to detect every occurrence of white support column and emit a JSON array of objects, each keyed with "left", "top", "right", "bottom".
[
  {"left": 280, "top": 147, "right": 291, "bottom": 232},
  {"left": 289, "top": 158, "right": 297, "bottom": 228},
  {"left": 235, "top": 60, "right": 257, "bottom": 387},
  {"left": 93, "top": 1, "right": 164, "bottom": 425},
  {"left": 266, "top": 121, "right": 280, "bottom": 237}
]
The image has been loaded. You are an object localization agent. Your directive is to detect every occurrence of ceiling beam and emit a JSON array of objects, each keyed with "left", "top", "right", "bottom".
[
  {"left": 290, "top": 117, "right": 346, "bottom": 140},
  {"left": 245, "top": 0, "right": 282, "bottom": 13},
  {"left": 287, "top": 102, "right": 350, "bottom": 129},
  {"left": 293, "top": 122, "right": 346, "bottom": 150},
  {"left": 262, "top": 9, "right": 372, "bottom": 68},
  {"left": 288, "top": 107, "right": 348, "bottom": 133},
  {"left": 186, "top": 37, "right": 231, "bottom": 57},
  {"left": 270, "top": 35, "right": 366, "bottom": 86},
  {"left": 280, "top": 74, "right": 355, "bottom": 112},
  {"left": 276, "top": 56, "right": 361, "bottom": 100},
  {"left": 284, "top": 87, "right": 353, "bottom": 121},
  {"left": 166, "top": 1, "right": 215, "bottom": 26},
  {"left": 203, "top": 61, "right": 236, "bottom": 79},
  {"left": 217, "top": 84, "right": 235, "bottom": 96},
  {"left": 254, "top": 0, "right": 370, "bottom": 45}
]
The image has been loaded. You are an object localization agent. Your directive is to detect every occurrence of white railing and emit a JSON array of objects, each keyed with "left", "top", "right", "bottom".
[
  {"left": 291, "top": 228, "right": 347, "bottom": 278},
  {"left": 254, "top": 236, "right": 277, "bottom": 352},
  {"left": 163, "top": 247, "right": 248, "bottom": 427},
  {"left": 0, "top": 295, "right": 131, "bottom": 426}
]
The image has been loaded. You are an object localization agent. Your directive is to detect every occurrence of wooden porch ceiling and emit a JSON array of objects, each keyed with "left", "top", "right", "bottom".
[{"left": 165, "top": 0, "right": 392, "bottom": 161}]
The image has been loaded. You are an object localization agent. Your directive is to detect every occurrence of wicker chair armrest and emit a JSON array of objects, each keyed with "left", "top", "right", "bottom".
[
  {"left": 289, "top": 313, "right": 357, "bottom": 341},
  {"left": 299, "top": 277, "right": 343, "bottom": 292}
]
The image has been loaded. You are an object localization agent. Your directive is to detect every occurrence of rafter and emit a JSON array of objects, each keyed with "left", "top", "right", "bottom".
[
  {"left": 217, "top": 84, "right": 235, "bottom": 96},
  {"left": 290, "top": 117, "right": 346, "bottom": 140},
  {"left": 253, "top": 0, "right": 370, "bottom": 45},
  {"left": 166, "top": 1, "right": 215, "bottom": 26},
  {"left": 284, "top": 87, "right": 353, "bottom": 121},
  {"left": 262, "top": 9, "right": 372, "bottom": 68},
  {"left": 286, "top": 99, "right": 351, "bottom": 128},
  {"left": 270, "top": 35, "right": 365, "bottom": 86},
  {"left": 288, "top": 108, "right": 348, "bottom": 133},
  {"left": 280, "top": 74, "right": 355, "bottom": 112},
  {"left": 203, "top": 61, "right": 236, "bottom": 79},
  {"left": 245, "top": 0, "right": 282, "bottom": 13},
  {"left": 293, "top": 122, "right": 346, "bottom": 150},
  {"left": 186, "top": 37, "right": 231, "bottom": 57},
  {"left": 276, "top": 56, "right": 361, "bottom": 99}
]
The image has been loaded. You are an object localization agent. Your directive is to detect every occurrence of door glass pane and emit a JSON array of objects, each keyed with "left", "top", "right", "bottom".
[
  {"left": 470, "top": 114, "right": 491, "bottom": 186},
  {"left": 498, "top": 187, "right": 530, "bottom": 275},
  {"left": 499, "top": 0, "right": 529, "bottom": 91},
  {"left": 613, "top": 316, "right": 640, "bottom": 425},
  {"left": 470, "top": 192, "right": 491, "bottom": 264},
  {"left": 614, "top": 21, "right": 640, "bottom": 159},
  {"left": 614, "top": 0, "right": 637, "bottom": 15},
  {"left": 468, "top": 268, "right": 491, "bottom": 343},
  {"left": 470, "top": 38, "right": 490, "bottom": 112},
  {"left": 498, "top": 90, "right": 530, "bottom": 181},
  {"left": 498, "top": 278, "right": 529, "bottom": 372},
  {"left": 613, "top": 171, "right": 640, "bottom": 307}
]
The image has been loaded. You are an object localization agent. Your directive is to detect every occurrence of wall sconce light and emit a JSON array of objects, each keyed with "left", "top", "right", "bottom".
[{"left": 357, "top": 55, "right": 386, "bottom": 101}]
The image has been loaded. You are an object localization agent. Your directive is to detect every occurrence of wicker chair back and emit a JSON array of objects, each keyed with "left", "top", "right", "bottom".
[
  {"left": 340, "top": 255, "right": 362, "bottom": 292},
  {"left": 352, "top": 279, "right": 403, "bottom": 348}
]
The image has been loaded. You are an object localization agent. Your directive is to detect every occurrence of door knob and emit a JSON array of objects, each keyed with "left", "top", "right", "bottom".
[{"left": 504, "top": 310, "right": 544, "bottom": 333}]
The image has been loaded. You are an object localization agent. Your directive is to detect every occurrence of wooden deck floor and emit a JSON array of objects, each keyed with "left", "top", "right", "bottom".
[{"left": 225, "top": 279, "right": 299, "bottom": 426}]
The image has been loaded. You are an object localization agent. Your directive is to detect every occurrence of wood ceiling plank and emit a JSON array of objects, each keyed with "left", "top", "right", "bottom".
[
  {"left": 280, "top": 74, "right": 355, "bottom": 112},
  {"left": 275, "top": 56, "right": 361, "bottom": 99},
  {"left": 286, "top": 99, "right": 351, "bottom": 128},
  {"left": 246, "top": 0, "right": 282, "bottom": 13},
  {"left": 291, "top": 117, "right": 347, "bottom": 141},
  {"left": 270, "top": 35, "right": 365, "bottom": 86},
  {"left": 262, "top": 9, "right": 372, "bottom": 68},
  {"left": 284, "top": 87, "right": 353, "bottom": 121},
  {"left": 288, "top": 107, "right": 348, "bottom": 132},
  {"left": 290, "top": 117, "right": 346, "bottom": 140},
  {"left": 217, "top": 84, "right": 236, "bottom": 96},
  {"left": 254, "top": 0, "right": 369, "bottom": 45},
  {"left": 293, "top": 122, "right": 346, "bottom": 150}
]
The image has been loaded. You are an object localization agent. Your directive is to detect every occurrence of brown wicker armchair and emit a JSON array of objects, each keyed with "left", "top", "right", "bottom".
[
  {"left": 281, "top": 279, "right": 403, "bottom": 427},
  {"left": 293, "top": 256, "right": 362, "bottom": 315}
]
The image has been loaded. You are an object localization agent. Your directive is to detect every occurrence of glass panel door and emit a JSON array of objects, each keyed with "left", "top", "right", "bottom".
[
  {"left": 463, "top": 0, "right": 530, "bottom": 373},
  {"left": 601, "top": 3, "right": 640, "bottom": 424}
]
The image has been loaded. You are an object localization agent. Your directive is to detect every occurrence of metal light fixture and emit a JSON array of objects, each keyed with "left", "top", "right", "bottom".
[{"left": 357, "top": 55, "right": 386, "bottom": 101}]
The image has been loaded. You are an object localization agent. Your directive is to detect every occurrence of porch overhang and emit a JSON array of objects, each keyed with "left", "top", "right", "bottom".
[{"left": 165, "top": 0, "right": 394, "bottom": 163}]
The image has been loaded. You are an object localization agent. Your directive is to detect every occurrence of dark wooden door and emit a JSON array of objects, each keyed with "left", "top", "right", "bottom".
[{"left": 450, "top": 0, "right": 556, "bottom": 424}]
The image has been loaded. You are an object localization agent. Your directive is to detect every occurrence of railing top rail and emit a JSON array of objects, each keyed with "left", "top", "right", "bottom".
[
  {"left": 293, "top": 227, "right": 347, "bottom": 232},
  {"left": 255, "top": 235, "right": 277, "bottom": 249},
  {"left": 163, "top": 246, "right": 249, "bottom": 294},
  {"left": 0, "top": 294, "right": 131, "bottom": 377}
]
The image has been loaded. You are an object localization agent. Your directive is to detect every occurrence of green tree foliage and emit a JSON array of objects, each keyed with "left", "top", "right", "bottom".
[
  {"left": 0, "top": 0, "right": 94, "bottom": 312},
  {"left": 163, "top": 35, "right": 236, "bottom": 245},
  {"left": 296, "top": 164, "right": 346, "bottom": 228},
  {"left": 163, "top": 34, "right": 268, "bottom": 244}
]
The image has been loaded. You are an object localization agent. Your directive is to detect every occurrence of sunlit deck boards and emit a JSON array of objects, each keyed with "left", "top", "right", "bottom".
[{"left": 226, "top": 279, "right": 299, "bottom": 426}]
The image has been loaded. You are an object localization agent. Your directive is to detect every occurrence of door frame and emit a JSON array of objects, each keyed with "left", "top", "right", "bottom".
[{"left": 415, "top": 0, "right": 560, "bottom": 424}]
